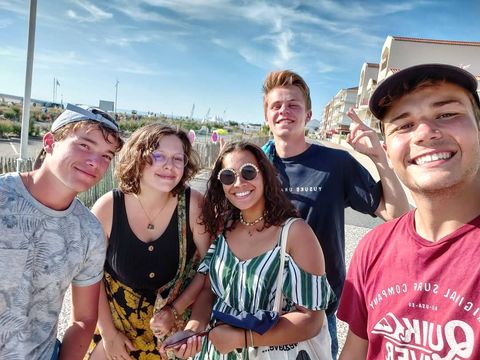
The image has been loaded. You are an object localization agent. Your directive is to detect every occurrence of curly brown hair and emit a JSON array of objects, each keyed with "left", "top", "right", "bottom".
[
  {"left": 116, "top": 124, "right": 200, "bottom": 195},
  {"left": 201, "top": 141, "right": 298, "bottom": 237}
]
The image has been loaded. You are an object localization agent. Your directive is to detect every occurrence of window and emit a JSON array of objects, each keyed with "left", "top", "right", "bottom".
[{"left": 380, "top": 48, "right": 389, "bottom": 71}]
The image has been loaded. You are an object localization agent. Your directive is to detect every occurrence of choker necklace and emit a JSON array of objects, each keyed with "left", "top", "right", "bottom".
[
  {"left": 239, "top": 212, "right": 264, "bottom": 226},
  {"left": 133, "top": 193, "right": 170, "bottom": 230}
]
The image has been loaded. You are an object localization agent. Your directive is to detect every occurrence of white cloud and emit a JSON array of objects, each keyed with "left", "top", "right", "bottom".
[
  {"left": 0, "top": 0, "right": 26, "bottom": 15},
  {"left": 67, "top": 0, "right": 113, "bottom": 23},
  {"left": 36, "top": 50, "right": 87, "bottom": 66},
  {"left": 141, "top": 0, "right": 235, "bottom": 20},
  {"left": 105, "top": 34, "right": 153, "bottom": 47},
  {"left": 273, "top": 30, "right": 294, "bottom": 68},
  {"left": 0, "top": 18, "right": 12, "bottom": 29},
  {"left": 314, "top": 61, "right": 338, "bottom": 74},
  {"left": 309, "top": 0, "right": 432, "bottom": 19},
  {"left": 0, "top": 47, "right": 87, "bottom": 68},
  {"left": 109, "top": 0, "right": 186, "bottom": 26},
  {"left": 115, "top": 63, "right": 159, "bottom": 75},
  {"left": 0, "top": 46, "right": 25, "bottom": 61}
]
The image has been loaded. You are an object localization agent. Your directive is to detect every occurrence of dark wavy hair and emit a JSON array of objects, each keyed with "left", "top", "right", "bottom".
[
  {"left": 201, "top": 141, "right": 298, "bottom": 237},
  {"left": 116, "top": 124, "right": 200, "bottom": 195}
]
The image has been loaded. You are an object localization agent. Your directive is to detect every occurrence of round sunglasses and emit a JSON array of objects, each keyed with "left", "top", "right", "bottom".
[{"left": 217, "top": 163, "right": 260, "bottom": 186}]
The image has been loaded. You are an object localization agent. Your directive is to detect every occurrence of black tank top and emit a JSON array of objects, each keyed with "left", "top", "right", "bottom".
[{"left": 105, "top": 188, "right": 195, "bottom": 299}]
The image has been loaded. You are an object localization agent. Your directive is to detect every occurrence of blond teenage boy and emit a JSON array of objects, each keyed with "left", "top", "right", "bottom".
[{"left": 262, "top": 70, "right": 409, "bottom": 358}]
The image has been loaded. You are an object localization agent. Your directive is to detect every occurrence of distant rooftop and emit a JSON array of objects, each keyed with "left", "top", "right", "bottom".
[
  {"left": 392, "top": 36, "right": 480, "bottom": 47},
  {"left": 388, "top": 67, "right": 480, "bottom": 78}
]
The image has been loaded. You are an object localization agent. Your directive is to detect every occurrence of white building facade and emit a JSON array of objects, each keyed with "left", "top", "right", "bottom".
[
  {"left": 355, "top": 63, "right": 379, "bottom": 129},
  {"left": 320, "top": 87, "right": 358, "bottom": 138}
]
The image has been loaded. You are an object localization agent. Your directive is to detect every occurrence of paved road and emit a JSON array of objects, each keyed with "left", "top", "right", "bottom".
[
  {"left": 57, "top": 139, "right": 388, "bottom": 355},
  {"left": 0, "top": 137, "right": 44, "bottom": 158}
]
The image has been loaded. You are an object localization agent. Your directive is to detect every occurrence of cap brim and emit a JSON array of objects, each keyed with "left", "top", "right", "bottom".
[
  {"left": 369, "top": 63, "right": 479, "bottom": 120},
  {"left": 51, "top": 103, "right": 119, "bottom": 132}
]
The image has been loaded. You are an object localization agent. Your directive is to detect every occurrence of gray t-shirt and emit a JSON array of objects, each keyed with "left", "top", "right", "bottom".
[{"left": 0, "top": 172, "right": 106, "bottom": 359}]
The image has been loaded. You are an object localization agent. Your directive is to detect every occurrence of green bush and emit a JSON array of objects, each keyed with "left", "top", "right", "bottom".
[
  {"left": 3, "top": 109, "right": 17, "bottom": 120},
  {"left": 0, "top": 120, "right": 13, "bottom": 137},
  {"left": 11, "top": 122, "right": 22, "bottom": 136}
]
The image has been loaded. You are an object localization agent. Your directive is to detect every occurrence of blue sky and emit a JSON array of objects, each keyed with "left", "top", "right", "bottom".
[{"left": 1, "top": 0, "right": 479, "bottom": 124}]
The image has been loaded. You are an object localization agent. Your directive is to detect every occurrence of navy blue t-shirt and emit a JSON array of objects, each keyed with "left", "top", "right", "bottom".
[{"left": 264, "top": 142, "right": 382, "bottom": 313}]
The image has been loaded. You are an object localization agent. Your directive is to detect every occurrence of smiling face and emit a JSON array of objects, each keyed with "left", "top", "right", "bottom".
[
  {"left": 46, "top": 127, "right": 118, "bottom": 193},
  {"left": 383, "top": 82, "right": 480, "bottom": 196},
  {"left": 140, "top": 135, "right": 185, "bottom": 193},
  {"left": 265, "top": 86, "right": 312, "bottom": 140},
  {"left": 220, "top": 149, "right": 265, "bottom": 217}
]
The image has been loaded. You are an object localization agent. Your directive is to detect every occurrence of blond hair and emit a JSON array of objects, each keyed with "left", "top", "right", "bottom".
[{"left": 262, "top": 70, "right": 311, "bottom": 116}]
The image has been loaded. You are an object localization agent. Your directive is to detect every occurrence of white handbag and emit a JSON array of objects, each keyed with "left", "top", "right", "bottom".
[{"left": 248, "top": 218, "right": 332, "bottom": 360}]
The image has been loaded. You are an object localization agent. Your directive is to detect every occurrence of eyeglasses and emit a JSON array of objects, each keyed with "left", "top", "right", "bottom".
[
  {"left": 217, "top": 163, "right": 259, "bottom": 186},
  {"left": 151, "top": 150, "right": 188, "bottom": 168}
]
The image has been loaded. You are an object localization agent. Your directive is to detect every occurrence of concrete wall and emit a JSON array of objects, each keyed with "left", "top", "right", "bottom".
[{"left": 379, "top": 36, "right": 480, "bottom": 83}]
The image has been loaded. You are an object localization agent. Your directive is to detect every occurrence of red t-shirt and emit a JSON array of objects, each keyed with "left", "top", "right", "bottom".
[{"left": 338, "top": 210, "right": 480, "bottom": 359}]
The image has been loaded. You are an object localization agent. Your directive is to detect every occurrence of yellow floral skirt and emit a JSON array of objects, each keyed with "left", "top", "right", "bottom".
[{"left": 85, "top": 272, "right": 188, "bottom": 360}]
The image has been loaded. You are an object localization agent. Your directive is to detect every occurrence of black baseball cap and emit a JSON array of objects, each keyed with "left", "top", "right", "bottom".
[{"left": 369, "top": 63, "right": 480, "bottom": 120}]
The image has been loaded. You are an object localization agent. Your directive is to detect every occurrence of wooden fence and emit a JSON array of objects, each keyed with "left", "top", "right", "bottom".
[{"left": 1, "top": 136, "right": 269, "bottom": 208}]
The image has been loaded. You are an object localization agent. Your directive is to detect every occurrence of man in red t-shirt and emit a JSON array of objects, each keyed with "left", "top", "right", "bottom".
[{"left": 338, "top": 64, "right": 480, "bottom": 359}]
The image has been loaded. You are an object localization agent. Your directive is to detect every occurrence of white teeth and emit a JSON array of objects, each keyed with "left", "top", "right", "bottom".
[
  {"left": 414, "top": 152, "right": 452, "bottom": 165},
  {"left": 235, "top": 191, "right": 251, "bottom": 197}
]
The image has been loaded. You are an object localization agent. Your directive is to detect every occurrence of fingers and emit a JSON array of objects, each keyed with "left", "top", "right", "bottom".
[
  {"left": 347, "top": 122, "right": 361, "bottom": 144},
  {"left": 150, "top": 310, "right": 174, "bottom": 337},
  {"left": 158, "top": 345, "right": 169, "bottom": 360},
  {"left": 108, "top": 352, "right": 132, "bottom": 360},
  {"left": 152, "top": 328, "right": 165, "bottom": 338},
  {"left": 125, "top": 338, "right": 136, "bottom": 352},
  {"left": 349, "top": 129, "right": 375, "bottom": 146},
  {"left": 347, "top": 107, "right": 363, "bottom": 124},
  {"left": 174, "top": 335, "right": 203, "bottom": 359}
]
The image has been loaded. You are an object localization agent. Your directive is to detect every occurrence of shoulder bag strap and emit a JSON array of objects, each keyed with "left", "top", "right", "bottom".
[
  {"left": 153, "top": 190, "right": 187, "bottom": 313},
  {"left": 273, "top": 217, "right": 298, "bottom": 312}
]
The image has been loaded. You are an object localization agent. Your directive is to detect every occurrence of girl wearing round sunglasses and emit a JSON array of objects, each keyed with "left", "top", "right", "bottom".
[
  {"left": 175, "top": 141, "right": 334, "bottom": 359},
  {"left": 85, "top": 124, "right": 211, "bottom": 360}
]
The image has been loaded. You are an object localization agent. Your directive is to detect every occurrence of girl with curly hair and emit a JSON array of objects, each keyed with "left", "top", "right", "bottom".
[
  {"left": 172, "top": 141, "right": 334, "bottom": 360},
  {"left": 85, "top": 124, "right": 211, "bottom": 360}
]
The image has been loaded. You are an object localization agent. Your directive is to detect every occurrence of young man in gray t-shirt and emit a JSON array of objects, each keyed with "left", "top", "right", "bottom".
[{"left": 0, "top": 104, "right": 123, "bottom": 359}]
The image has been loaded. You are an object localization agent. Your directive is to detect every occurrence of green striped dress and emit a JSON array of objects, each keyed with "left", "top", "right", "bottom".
[{"left": 195, "top": 224, "right": 335, "bottom": 360}]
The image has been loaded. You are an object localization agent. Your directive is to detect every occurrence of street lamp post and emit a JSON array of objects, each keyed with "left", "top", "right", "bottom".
[
  {"left": 17, "top": 0, "right": 37, "bottom": 172},
  {"left": 114, "top": 79, "right": 119, "bottom": 115}
]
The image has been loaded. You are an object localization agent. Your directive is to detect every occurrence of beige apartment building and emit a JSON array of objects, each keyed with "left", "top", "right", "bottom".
[
  {"left": 322, "top": 35, "right": 480, "bottom": 137},
  {"left": 320, "top": 87, "right": 357, "bottom": 139},
  {"left": 354, "top": 63, "right": 379, "bottom": 130},
  {"left": 371, "top": 36, "right": 480, "bottom": 130}
]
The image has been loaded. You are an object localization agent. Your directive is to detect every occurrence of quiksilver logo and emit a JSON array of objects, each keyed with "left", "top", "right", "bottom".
[{"left": 372, "top": 312, "right": 474, "bottom": 359}]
